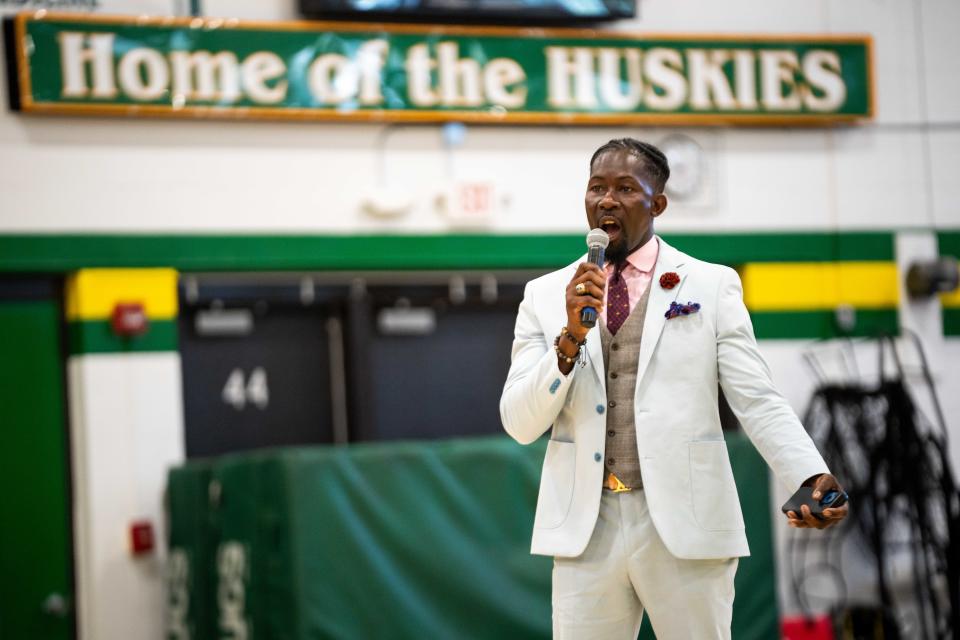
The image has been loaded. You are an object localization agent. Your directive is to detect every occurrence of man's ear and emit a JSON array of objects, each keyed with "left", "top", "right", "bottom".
[{"left": 651, "top": 193, "right": 668, "bottom": 217}]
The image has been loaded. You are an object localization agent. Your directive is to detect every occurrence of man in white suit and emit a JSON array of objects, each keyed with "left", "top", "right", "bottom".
[{"left": 500, "top": 138, "right": 848, "bottom": 639}]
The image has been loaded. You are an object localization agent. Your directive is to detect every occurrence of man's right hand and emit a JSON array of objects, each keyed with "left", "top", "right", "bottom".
[{"left": 564, "top": 262, "right": 606, "bottom": 343}]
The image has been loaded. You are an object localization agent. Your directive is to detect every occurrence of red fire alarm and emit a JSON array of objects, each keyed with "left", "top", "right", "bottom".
[
  {"left": 129, "top": 520, "right": 155, "bottom": 556},
  {"left": 111, "top": 302, "right": 149, "bottom": 337}
]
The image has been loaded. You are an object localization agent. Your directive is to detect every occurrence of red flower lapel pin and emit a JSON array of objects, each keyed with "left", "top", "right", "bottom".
[{"left": 659, "top": 272, "right": 680, "bottom": 289}]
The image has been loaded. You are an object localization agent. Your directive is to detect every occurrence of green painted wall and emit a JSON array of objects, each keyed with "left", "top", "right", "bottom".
[
  {"left": 0, "top": 300, "right": 73, "bottom": 640},
  {"left": 68, "top": 319, "right": 178, "bottom": 355},
  {"left": 939, "top": 231, "right": 960, "bottom": 336},
  {"left": 0, "top": 232, "right": 895, "bottom": 272},
  {"left": 5, "top": 229, "right": 959, "bottom": 340}
]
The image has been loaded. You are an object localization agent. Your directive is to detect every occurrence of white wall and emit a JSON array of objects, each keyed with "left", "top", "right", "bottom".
[
  {"left": 0, "top": 121, "right": 953, "bottom": 234},
  {"left": 1, "top": 1, "right": 959, "bottom": 234},
  {"left": 2, "top": 0, "right": 959, "bottom": 635},
  {"left": 68, "top": 353, "right": 185, "bottom": 640}
]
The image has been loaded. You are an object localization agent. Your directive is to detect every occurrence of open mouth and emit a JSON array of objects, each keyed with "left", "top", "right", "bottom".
[{"left": 599, "top": 217, "right": 622, "bottom": 237}]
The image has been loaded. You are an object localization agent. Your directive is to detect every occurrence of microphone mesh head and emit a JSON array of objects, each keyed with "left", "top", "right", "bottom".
[{"left": 586, "top": 228, "right": 610, "bottom": 248}]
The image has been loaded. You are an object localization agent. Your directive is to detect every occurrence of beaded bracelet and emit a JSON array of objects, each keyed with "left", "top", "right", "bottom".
[
  {"left": 554, "top": 326, "right": 587, "bottom": 364},
  {"left": 553, "top": 335, "right": 578, "bottom": 364},
  {"left": 560, "top": 325, "right": 587, "bottom": 347}
]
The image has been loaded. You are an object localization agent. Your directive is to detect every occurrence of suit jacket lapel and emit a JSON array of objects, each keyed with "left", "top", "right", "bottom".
[
  {"left": 636, "top": 238, "right": 687, "bottom": 387},
  {"left": 584, "top": 321, "right": 603, "bottom": 386}
]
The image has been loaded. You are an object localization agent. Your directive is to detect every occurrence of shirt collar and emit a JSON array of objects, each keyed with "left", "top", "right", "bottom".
[{"left": 609, "top": 234, "right": 658, "bottom": 274}]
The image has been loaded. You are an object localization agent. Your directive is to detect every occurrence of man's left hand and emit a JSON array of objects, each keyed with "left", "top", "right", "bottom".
[{"left": 786, "top": 473, "right": 849, "bottom": 530}]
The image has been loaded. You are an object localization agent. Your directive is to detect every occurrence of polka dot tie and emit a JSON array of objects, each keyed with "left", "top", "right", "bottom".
[{"left": 606, "top": 262, "right": 630, "bottom": 335}]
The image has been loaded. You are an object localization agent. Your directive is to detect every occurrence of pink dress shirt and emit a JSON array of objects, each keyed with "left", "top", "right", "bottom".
[{"left": 600, "top": 235, "right": 659, "bottom": 324}]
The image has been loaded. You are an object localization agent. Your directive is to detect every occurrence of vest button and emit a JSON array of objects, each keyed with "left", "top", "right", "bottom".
[
  {"left": 607, "top": 457, "right": 616, "bottom": 466},
  {"left": 611, "top": 343, "right": 620, "bottom": 351},
  {"left": 607, "top": 430, "right": 615, "bottom": 437},
  {"left": 610, "top": 372, "right": 618, "bottom": 379},
  {"left": 609, "top": 400, "right": 617, "bottom": 408}
]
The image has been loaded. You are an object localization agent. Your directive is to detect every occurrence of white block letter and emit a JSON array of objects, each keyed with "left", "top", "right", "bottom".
[
  {"left": 437, "top": 42, "right": 482, "bottom": 107},
  {"left": 732, "top": 50, "right": 758, "bottom": 110},
  {"left": 169, "top": 51, "right": 240, "bottom": 103},
  {"left": 483, "top": 58, "right": 527, "bottom": 109},
  {"left": 118, "top": 47, "right": 169, "bottom": 101},
  {"left": 803, "top": 50, "right": 846, "bottom": 112},
  {"left": 760, "top": 50, "right": 802, "bottom": 111},
  {"left": 687, "top": 49, "right": 736, "bottom": 110},
  {"left": 598, "top": 48, "right": 642, "bottom": 111},
  {"left": 644, "top": 48, "right": 687, "bottom": 110},
  {"left": 357, "top": 39, "right": 388, "bottom": 106},
  {"left": 405, "top": 44, "right": 437, "bottom": 107},
  {"left": 308, "top": 53, "right": 358, "bottom": 104},
  {"left": 241, "top": 52, "right": 288, "bottom": 104},
  {"left": 58, "top": 32, "right": 117, "bottom": 98},
  {"left": 546, "top": 46, "right": 596, "bottom": 109}
]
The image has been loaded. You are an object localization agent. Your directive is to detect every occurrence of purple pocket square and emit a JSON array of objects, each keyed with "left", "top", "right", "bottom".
[{"left": 665, "top": 301, "right": 701, "bottom": 320}]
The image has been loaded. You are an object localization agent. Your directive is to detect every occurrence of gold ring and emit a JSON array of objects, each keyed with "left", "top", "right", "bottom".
[{"left": 575, "top": 283, "right": 587, "bottom": 295}]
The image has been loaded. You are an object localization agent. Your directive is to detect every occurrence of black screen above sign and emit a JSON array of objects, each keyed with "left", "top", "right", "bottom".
[{"left": 298, "top": 0, "right": 636, "bottom": 24}]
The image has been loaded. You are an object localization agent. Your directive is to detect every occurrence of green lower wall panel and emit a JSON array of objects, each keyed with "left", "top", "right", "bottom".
[
  {"left": 944, "top": 308, "right": 960, "bottom": 337},
  {"left": 938, "top": 231, "right": 960, "bottom": 337},
  {"left": 0, "top": 232, "right": 915, "bottom": 340},
  {"left": 673, "top": 231, "right": 894, "bottom": 264},
  {"left": 749, "top": 308, "right": 899, "bottom": 340},
  {"left": 68, "top": 318, "right": 178, "bottom": 355},
  {"left": 0, "top": 231, "right": 894, "bottom": 272},
  {"left": 168, "top": 433, "right": 777, "bottom": 639},
  {"left": 0, "top": 300, "right": 73, "bottom": 640},
  {"left": 938, "top": 230, "right": 960, "bottom": 258}
]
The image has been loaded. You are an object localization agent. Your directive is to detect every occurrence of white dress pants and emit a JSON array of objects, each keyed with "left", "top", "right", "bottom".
[{"left": 552, "top": 490, "right": 738, "bottom": 640}]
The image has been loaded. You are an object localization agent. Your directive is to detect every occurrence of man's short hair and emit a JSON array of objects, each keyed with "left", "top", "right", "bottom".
[{"left": 589, "top": 138, "right": 671, "bottom": 192}]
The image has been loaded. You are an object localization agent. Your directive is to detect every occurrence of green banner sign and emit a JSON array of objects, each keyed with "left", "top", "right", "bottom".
[{"left": 6, "top": 13, "right": 874, "bottom": 125}]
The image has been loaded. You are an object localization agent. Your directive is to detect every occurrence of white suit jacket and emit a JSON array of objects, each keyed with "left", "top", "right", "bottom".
[{"left": 500, "top": 237, "right": 829, "bottom": 560}]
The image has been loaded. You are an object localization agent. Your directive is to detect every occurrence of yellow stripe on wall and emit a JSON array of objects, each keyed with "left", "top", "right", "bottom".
[
  {"left": 940, "top": 287, "right": 960, "bottom": 308},
  {"left": 66, "top": 268, "right": 178, "bottom": 321},
  {"left": 741, "top": 262, "right": 899, "bottom": 311}
]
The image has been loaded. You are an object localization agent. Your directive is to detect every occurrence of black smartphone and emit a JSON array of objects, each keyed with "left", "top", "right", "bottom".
[{"left": 781, "top": 486, "right": 848, "bottom": 520}]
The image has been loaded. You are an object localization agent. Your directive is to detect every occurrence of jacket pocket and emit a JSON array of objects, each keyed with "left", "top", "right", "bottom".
[
  {"left": 688, "top": 441, "right": 745, "bottom": 532},
  {"left": 534, "top": 440, "right": 576, "bottom": 530}
]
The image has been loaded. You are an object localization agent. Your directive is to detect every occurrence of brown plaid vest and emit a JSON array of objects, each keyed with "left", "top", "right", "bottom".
[{"left": 599, "top": 281, "right": 652, "bottom": 490}]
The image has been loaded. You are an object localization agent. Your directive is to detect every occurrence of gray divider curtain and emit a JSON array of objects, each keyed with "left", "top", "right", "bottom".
[{"left": 167, "top": 433, "right": 777, "bottom": 639}]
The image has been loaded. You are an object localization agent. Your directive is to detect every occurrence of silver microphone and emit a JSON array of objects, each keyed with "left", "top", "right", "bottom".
[{"left": 580, "top": 228, "right": 610, "bottom": 328}]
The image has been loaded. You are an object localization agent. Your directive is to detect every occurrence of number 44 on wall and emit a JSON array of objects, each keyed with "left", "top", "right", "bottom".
[{"left": 221, "top": 367, "right": 270, "bottom": 410}]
